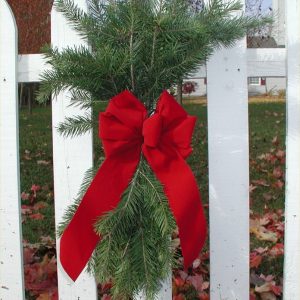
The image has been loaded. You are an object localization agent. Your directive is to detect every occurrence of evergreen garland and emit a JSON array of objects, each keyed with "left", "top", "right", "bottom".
[{"left": 40, "top": 0, "right": 271, "bottom": 298}]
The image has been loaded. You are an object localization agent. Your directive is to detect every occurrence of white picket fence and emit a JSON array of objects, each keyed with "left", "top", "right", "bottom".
[{"left": 0, "top": 0, "right": 300, "bottom": 299}]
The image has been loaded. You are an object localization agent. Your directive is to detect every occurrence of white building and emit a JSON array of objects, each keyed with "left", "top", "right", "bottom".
[{"left": 185, "top": 0, "right": 286, "bottom": 98}]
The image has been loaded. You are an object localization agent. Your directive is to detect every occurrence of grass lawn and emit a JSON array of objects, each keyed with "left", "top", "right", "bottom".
[{"left": 19, "top": 99, "right": 285, "bottom": 298}]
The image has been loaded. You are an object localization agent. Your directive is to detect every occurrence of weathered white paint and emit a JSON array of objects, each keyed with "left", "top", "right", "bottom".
[
  {"left": 0, "top": 1, "right": 25, "bottom": 299},
  {"left": 51, "top": 1, "right": 97, "bottom": 299},
  {"left": 206, "top": 2, "right": 249, "bottom": 299},
  {"left": 17, "top": 54, "right": 49, "bottom": 82},
  {"left": 283, "top": 0, "right": 300, "bottom": 299}
]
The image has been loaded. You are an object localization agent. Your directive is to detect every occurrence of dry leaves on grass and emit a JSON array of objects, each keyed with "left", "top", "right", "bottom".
[
  {"left": 250, "top": 210, "right": 284, "bottom": 243},
  {"left": 172, "top": 251, "right": 209, "bottom": 300},
  {"left": 23, "top": 237, "right": 57, "bottom": 300}
]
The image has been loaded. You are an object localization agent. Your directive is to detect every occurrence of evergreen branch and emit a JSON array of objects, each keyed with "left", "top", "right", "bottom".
[
  {"left": 68, "top": 89, "right": 92, "bottom": 109},
  {"left": 129, "top": 2, "right": 135, "bottom": 92},
  {"left": 139, "top": 206, "right": 152, "bottom": 296},
  {"left": 56, "top": 113, "right": 93, "bottom": 138},
  {"left": 58, "top": 156, "right": 176, "bottom": 299},
  {"left": 57, "top": 165, "right": 97, "bottom": 237},
  {"left": 45, "top": 1, "right": 272, "bottom": 298},
  {"left": 54, "top": 0, "right": 112, "bottom": 46}
]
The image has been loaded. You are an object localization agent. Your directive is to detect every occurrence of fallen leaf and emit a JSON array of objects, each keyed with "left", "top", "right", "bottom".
[
  {"left": 253, "top": 247, "right": 268, "bottom": 255},
  {"left": 274, "top": 180, "right": 284, "bottom": 189},
  {"left": 199, "top": 292, "right": 209, "bottom": 300},
  {"left": 260, "top": 292, "right": 276, "bottom": 300},
  {"left": 33, "top": 202, "right": 48, "bottom": 210},
  {"left": 192, "top": 258, "right": 201, "bottom": 269},
  {"left": 275, "top": 150, "right": 285, "bottom": 159},
  {"left": 250, "top": 293, "right": 257, "bottom": 300},
  {"left": 272, "top": 136, "right": 279, "bottom": 146},
  {"left": 250, "top": 252, "right": 262, "bottom": 268},
  {"left": 250, "top": 272, "right": 265, "bottom": 286},
  {"left": 22, "top": 205, "right": 33, "bottom": 215},
  {"left": 21, "top": 192, "right": 30, "bottom": 201},
  {"left": 269, "top": 243, "right": 284, "bottom": 257},
  {"left": 188, "top": 274, "right": 203, "bottom": 291},
  {"left": 263, "top": 193, "right": 273, "bottom": 201},
  {"left": 173, "top": 295, "right": 185, "bottom": 300},
  {"left": 265, "top": 153, "right": 277, "bottom": 164},
  {"left": 23, "top": 247, "right": 35, "bottom": 264},
  {"left": 40, "top": 236, "right": 55, "bottom": 246},
  {"left": 24, "top": 150, "right": 32, "bottom": 160},
  {"left": 273, "top": 167, "right": 283, "bottom": 179},
  {"left": 255, "top": 282, "right": 272, "bottom": 294},
  {"left": 250, "top": 218, "right": 278, "bottom": 243},
  {"left": 37, "top": 290, "right": 58, "bottom": 300},
  {"left": 270, "top": 284, "right": 282, "bottom": 296},
  {"left": 37, "top": 160, "right": 51, "bottom": 166},
  {"left": 252, "top": 179, "right": 270, "bottom": 187},
  {"left": 178, "top": 270, "right": 188, "bottom": 281},
  {"left": 249, "top": 184, "right": 257, "bottom": 193},
  {"left": 201, "top": 281, "right": 209, "bottom": 290},
  {"left": 260, "top": 274, "right": 275, "bottom": 282},
  {"left": 29, "top": 213, "right": 45, "bottom": 220},
  {"left": 174, "top": 277, "right": 185, "bottom": 288}
]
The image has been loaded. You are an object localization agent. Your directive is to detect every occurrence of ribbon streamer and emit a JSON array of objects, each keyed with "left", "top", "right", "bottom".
[{"left": 60, "top": 90, "right": 207, "bottom": 281}]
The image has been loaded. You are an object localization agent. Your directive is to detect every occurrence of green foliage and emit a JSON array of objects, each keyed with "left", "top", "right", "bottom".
[
  {"left": 57, "top": 166, "right": 98, "bottom": 236},
  {"left": 57, "top": 113, "right": 93, "bottom": 137},
  {"left": 38, "top": 0, "right": 271, "bottom": 112},
  {"left": 59, "top": 157, "right": 177, "bottom": 299},
  {"left": 40, "top": 1, "right": 272, "bottom": 298}
]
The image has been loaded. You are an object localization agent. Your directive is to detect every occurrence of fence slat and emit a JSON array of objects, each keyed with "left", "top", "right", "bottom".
[
  {"left": 191, "top": 48, "right": 287, "bottom": 79},
  {"left": 206, "top": 2, "right": 249, "bottom": 299},
  {"left": 51, "top": 1, "right": 97, "bottom": 299},
  {"left": 0, "top": 1, "right": 25, "bottom": 299},
  {"left": 283, "top": 0, "right": 300, "bottom": 298}
]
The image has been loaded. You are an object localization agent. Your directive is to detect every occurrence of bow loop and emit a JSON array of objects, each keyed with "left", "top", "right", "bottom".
[
  {"left": 106, "top": 90, "right": 147, "bottom": 133},
  {"left": 142, "top": 114, "right": 163, "bottom": 147}
]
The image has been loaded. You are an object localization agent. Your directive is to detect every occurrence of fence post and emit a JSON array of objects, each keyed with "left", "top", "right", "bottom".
[
  {"left": 206, "top": 1, "right": 249, "bottom": 299},
  {"left": 0, "top": 1, "right": 25, "bottom": 299},
  {"left": 51, "top": 1, "right": 97, "bottom": 298},
  {"left": 283, "top": 0, "right": 300, "bottom": 298}
]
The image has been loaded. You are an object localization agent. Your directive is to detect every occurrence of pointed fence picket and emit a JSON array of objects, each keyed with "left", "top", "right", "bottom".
[
  {"left": 206, "top": 26, "right": 249, "bottom": 300},
  {"left": 50, "top": 1, "right": 98, "bottom": 298},
  {"left": 0, "top": 1, "right": 25, "bottom": 299},
  {"left": 283, "top": 0, "right": 300, "bottom": 299},
  {"left": 1, "top": 0, "right": 300, "bottom": 299}
]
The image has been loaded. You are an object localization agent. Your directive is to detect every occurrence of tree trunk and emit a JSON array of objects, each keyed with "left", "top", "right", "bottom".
[{"left": 177, "top": 80, "right": 182, "bottom": 105}]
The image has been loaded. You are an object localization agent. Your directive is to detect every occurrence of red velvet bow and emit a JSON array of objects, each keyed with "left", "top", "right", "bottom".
[{"left": 60, "top": 90, "right": 207, "bottom": 281}]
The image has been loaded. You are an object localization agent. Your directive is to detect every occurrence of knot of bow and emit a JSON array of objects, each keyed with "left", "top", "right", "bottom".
[{"left": 60, "top": 90, "right": 207, "bottom": 281}]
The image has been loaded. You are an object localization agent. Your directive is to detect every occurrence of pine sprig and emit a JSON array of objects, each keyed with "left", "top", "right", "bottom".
[
  {"left": 92, "top": 158, "right": 177, "bottom": 299},
  {"left": 58, "top": 158, "right": 177, "bottom": 299},
  {"left": 56, "top": 113, "right": 93, "bottom": 138},
  {"left": 57, "top": 165, "right": 98, "bottom": 236},
  {"left": 47, "top": 1, "right": 272, "bottom": 298},
  {"left": 39, "top": 0, "right": 272, "bottom": 115},
  {"left": 67, "top": 89, "right": 92, "bottom": 109}
]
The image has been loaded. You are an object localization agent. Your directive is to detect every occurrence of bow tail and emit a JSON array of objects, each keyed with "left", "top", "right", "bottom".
[
  {"left": 143, "top": 146, "right": 207, "bottom": 269},
  {"left": 60, "top": 152, "right": 140, "bottom": 281}
]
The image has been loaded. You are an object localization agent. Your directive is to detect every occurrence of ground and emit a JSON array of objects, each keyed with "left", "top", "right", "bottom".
[{"left": 20, "top": 97, "right": 285, "bottom": 300}]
